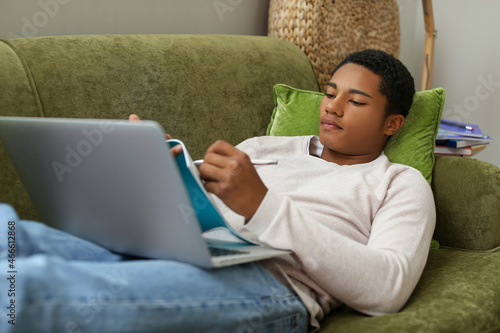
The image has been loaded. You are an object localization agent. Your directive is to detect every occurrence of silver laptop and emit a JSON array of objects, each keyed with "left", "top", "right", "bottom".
[{"left": 0, "top": 117, "right": 289, "bottom": 268}]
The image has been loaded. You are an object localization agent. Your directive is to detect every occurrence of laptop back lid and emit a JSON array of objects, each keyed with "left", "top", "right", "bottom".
[{"left": 0, "top": 117, "right": 213, "bottom": 267}]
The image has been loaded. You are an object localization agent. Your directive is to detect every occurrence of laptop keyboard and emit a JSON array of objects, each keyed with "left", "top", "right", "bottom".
[{"left": 208, "top": 246, "right": 249, "bottom": 257}]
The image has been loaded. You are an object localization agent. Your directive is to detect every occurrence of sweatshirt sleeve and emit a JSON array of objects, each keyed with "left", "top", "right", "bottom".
[{"left": 243, "top": 168, "right": 436, "bottom": 316}]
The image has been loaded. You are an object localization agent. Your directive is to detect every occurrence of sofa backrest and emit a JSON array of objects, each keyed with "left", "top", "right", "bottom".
[{"left": 0, "top": 34, "right": 320, "bottom": 220}]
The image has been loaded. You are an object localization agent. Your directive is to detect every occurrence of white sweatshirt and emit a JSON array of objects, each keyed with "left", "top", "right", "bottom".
[{"left": 218, "top": 135, "right": 436, "bottom": 329}]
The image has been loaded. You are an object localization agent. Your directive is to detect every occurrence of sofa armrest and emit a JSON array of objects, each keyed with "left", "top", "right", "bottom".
[{"left": 431, "top": 156, "right": 500, "bottom": 250}]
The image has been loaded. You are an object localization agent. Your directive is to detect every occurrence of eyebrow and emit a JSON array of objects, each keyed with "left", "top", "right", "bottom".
[{"left": 327, "top": 82, "right": 373, "bottom": 99}]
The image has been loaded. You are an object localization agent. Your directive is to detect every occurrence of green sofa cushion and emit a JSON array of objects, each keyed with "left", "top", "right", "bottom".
[
  {"left": 318, "top": 247, "right": 500, "bottom": 333},
  {"left": 266, "top": 84, "right": 445, "bottom": 184}
]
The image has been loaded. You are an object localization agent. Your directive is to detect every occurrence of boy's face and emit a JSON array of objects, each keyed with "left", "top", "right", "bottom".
[{"left": 318, "top": 63, "right": 403, "bottom": 165}]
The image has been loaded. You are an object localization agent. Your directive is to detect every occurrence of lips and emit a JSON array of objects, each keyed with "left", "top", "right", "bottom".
[{"left": 320, "top": 117, "right": 343, "bottom": 130}]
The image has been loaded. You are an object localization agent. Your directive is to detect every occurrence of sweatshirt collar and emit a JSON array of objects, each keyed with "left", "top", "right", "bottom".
[
  {"left": 307, "top": 135, "right": 323, "bottom": 158},
  {"left": 307, "top": 135, "right": 386, "bottom": 163}
]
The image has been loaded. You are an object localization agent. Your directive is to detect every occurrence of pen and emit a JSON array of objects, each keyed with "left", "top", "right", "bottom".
[
  {"left": 194, "top": 159, "right": 278, "bottom": 166},
  {"left": 441, "top": 119, "right": 474, "bottom": 131}
]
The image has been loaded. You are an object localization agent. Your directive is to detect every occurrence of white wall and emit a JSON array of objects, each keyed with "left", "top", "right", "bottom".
[
  {"left": 0, "top": 0, "right": 269, "bottom": 38},
  {"left": 399, "top": 0, "right": 500, "bottom": 167}
]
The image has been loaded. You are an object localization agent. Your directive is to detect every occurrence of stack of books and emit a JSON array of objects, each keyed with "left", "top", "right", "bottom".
[{"left": 435, "top": 118, "right": 493, "bottom": 157}]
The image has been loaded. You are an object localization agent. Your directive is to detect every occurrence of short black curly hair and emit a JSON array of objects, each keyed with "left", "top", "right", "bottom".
[{"left": 331, "top": 49, "right": 415, "bottom": 118}]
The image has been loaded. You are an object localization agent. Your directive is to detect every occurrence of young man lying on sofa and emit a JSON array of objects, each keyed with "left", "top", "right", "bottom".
[{"left": 0, "top": 49, "right": 435, "bottom": 332}]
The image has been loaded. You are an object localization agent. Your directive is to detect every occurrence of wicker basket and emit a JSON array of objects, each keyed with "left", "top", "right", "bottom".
[{"left": 268, "top": 0, "right": 400, "bottom": 91}]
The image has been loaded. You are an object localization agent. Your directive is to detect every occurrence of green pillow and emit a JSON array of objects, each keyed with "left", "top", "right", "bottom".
[{"left": 266, "top": 84, "right": 445, "bottom": 184}]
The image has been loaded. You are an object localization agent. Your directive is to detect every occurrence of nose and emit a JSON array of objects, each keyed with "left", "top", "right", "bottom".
[{"left": 325, "top": 96, "right": 344, "bottom": 117}]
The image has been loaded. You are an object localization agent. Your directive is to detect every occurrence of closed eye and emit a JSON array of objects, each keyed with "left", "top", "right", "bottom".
[
  {"left": 351, "top": 100, "right": 367, "bottom": 106},
  {"left": 325, "top": 93, "right": 335, "bottom": 99}
]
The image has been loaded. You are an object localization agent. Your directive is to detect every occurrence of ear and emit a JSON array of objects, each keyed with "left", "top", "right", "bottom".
[{"left": 384, "top": 114, "right": 405, "bottom": 136}]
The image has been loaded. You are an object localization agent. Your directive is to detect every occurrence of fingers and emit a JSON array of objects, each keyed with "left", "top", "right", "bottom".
[
  {"left": 201, "top": 141, "right": 249, "bottom": 182},
  {"left": 129, "top": 114, "right": 141, "bottom": 121},
  {"left": 170, "top": 144, "right": 183, "bottom": 158},
  {"left": 128, "top": 114, "right": 173, "bottom": 141},
  {"left": 203, "top": 140, "right": 246, "bottom": 166}
]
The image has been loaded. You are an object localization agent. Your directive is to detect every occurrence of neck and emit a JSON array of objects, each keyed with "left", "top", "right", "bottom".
[{"left": 319, "top": 149, "right": 383, "bottom": 165}]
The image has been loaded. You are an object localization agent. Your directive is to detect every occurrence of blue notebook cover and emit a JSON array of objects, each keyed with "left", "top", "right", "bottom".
[{"left": 167, "top": 139, "right": 254, "bottom": 244}]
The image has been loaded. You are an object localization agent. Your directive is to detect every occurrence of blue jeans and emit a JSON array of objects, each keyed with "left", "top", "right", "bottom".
[{"left": 0, "top": 204, "right": 308, "bottom": 332}]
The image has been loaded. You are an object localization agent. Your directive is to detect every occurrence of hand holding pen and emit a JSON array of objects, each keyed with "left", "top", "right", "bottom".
[{"left": 198, "top": 140, "right": 270, "bottom": 221}]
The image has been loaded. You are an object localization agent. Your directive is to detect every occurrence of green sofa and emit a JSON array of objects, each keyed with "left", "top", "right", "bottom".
[{"left": 1, "top": 34, "right": 499, "bottom": 332}]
